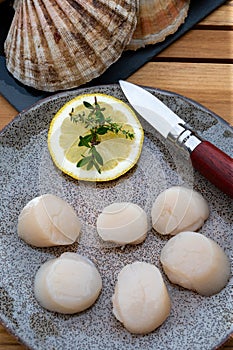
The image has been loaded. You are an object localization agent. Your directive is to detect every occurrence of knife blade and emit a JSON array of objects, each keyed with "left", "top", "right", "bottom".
[{"left": 119, "top": 80, "right": 233, "bottom": 198}]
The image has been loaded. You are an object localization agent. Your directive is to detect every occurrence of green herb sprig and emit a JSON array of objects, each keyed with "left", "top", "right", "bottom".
[{"left": 69, "top": 96, "right": 134, "bottom": 173}]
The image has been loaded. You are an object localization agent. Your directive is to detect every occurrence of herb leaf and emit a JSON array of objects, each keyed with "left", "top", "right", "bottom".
[
  {"left": 96, "top": 126, "right": 108, "bottom": 135},
  {"left": 76, "top": 156, "right": 92, "bottom": 168},
  {"left": 70, "top": 97, "right": 135, "bottom": 173},
  {"left": 92, "top": 147, "right": 103, "bottom": 166},
  {"left": 83, "top": 101, "right": 94, "bottom": 109},
  {"left": 78, "top": 135, "right": 92, "bottom": 148},
  {"left": 86, "top": 160, "right": 94, "bottom": 171}
]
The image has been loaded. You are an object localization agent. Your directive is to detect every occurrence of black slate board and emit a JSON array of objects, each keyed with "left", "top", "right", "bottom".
[{"left": 0, "top": 0, "right": 227, "bottom": 112}]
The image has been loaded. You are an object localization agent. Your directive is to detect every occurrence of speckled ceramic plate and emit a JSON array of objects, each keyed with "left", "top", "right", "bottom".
[{"left": 0, "top": 84, "right": 232, "bottom": 350}]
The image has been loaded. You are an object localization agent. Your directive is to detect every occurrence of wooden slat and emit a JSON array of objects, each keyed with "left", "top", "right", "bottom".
[
  {"left": 0, "top": 347, "right": 28, "bottom": 350},
  {"left": 198, "top": 0, "right": 233, "bottom": 27},
  {"left": 128, "top": 62, "right": 233, "bottom": 124},
  {"left": 0, "top": 95, "right": 17, "bottom": 130},
  {"left": 0, "top": 325, "right": 28, "bottom": 350},
  {"left": 157, "top": 30, "right": 233, "bottom": 60},
  {"left": 220, "top": 336, "right": 233, "bottom": 349},
  {"left": 0, "top": 1, "right": 232, "bottom": 350}
]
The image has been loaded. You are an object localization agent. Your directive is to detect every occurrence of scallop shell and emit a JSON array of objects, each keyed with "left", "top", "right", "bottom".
[
  {"left": 4, "top": 0, "right": 138, "bottom": 92},
  {"left": 13, "top": 0, "right": 22, "bottom": 10},
  {"left": 126, "top": 0, "right": 190, "bottom": 50}
]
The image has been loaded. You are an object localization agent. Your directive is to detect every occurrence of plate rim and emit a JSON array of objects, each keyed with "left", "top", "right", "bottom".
[
  {"left": 0, "top": 83, "right": 232, "bottom": 350},
  {"left": 1, "top": 83, "right": 232, "bottom": 136}
]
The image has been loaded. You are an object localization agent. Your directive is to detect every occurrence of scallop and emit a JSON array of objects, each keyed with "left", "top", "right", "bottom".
[
  {"left": 151, "top": 186, "right": 209, "bottom": 235},
  {"left": 17, "top": 194, "right": 81, "bottom": 247},
  {"left": 96, "top": 202, "right": 148, "bottom": 245},
  {"left": 34, "top": 253, "right": 102, "bottom": 313},
  {"left": 4, "top": 0, "right": 137, "bottom": 91},
  {"left": 126, "top": 0, "right": 190, "bottom": 50},
  {"left": 160, "top": 231, "right": 231, "bottom": 296},
  {"left": 112, "top": 261, "right": 171, "bottom": 334}
]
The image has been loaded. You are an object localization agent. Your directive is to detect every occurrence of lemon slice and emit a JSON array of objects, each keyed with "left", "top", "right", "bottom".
[{"left": 48, "top": 93, "right": 144, "bottom": 181}]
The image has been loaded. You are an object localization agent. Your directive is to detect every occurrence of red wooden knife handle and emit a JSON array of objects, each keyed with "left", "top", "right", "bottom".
[{"left": 190, "top": 141, "right": 233, "bottom": 198}]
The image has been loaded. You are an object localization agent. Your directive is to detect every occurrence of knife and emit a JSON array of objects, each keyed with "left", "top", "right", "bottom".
[{"left": 119, "top": 80, "right": 233, "bottom": 198}]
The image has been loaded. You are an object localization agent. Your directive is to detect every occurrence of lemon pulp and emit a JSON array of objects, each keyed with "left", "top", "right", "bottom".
[{"left": 47, "top": 93, "right": 144, "bottom": 181}]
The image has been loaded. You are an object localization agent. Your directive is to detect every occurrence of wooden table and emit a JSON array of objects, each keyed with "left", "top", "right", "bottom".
[{"left": 0, "top": 1, "right": 232, "bottom": 349}]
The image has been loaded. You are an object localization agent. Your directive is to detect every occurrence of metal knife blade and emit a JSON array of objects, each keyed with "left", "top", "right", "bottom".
[
  {"left": 119, "top": 80, "right": 233, "bottom": 198},
  {"left": 119, "top": 80, "right": 186, "bottom": 138}
]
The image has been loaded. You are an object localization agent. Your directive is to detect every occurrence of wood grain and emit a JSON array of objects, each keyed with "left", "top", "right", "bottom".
[
  {"left": 126, "top": 0, "right": 233, "bottom": 125},
  {"left": 0, "top": 326, "right": 28, "bottom": 350},
  {"left": 128, "top": 1, "right": 233, "bottom": 124},
  {"left": 190, "top": 141, "right": 233, "bottom": 198},
  {"left": 198, "top": 0, "right": 233, "bottom": 27},
  {"left": 0, "top": 95, "right": 17, "bottom": 130},
  {"left": 0, "top": 0, "right": 233, "bottom": 349},
  {"left": 157, "top": 30, "right": 233, "bottom": 60},
  {"left": 128, "top": 62, "right": 233, "bottom": 123}
]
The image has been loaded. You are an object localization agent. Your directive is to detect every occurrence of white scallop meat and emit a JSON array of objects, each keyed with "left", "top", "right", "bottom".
[
  {"left": 34, "top": 252, "right": 102, "bottom": 313},
  {"left": 151, "top": 186, "right": 209, "bottom": 235},
  {"left": 112, "top": 261, "right": 171, "bottom": 334},
  {"left": 96, "top": 202, "right": 148, "bottom": 245},
  {"left": 160, "top": 231, "right": 231, "bottom": 296},
  {"left": 17, "top": 194, "right": 81, "bottom": 247}
]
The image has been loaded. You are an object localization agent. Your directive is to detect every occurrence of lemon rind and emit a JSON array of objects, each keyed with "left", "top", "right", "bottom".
[{"left": 47, "top": 93, "right": 144, "bottom": 182}]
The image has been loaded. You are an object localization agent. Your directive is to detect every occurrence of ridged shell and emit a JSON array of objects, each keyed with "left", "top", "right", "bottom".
[
  {"left": 4, "top": 0, "right": 137, "bottom": 92},
  {"left": 126, "top": 0, "right": 190, "bottom": 50},
  {"left": 13, "top": 0, "right": 22, "bottom": 10}
]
